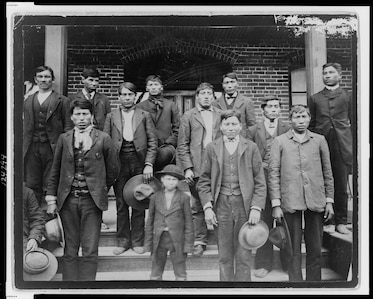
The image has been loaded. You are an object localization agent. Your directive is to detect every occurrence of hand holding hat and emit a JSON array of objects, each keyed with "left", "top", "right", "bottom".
[
  {"left": 238, "top": 220, "right": 269, "bottom": 250},
  {"left": 268, "top": 217, "right": 293, "bottom": 262},
  {"left": 23, "top": 248, "right": 58, "bottom": 281}
]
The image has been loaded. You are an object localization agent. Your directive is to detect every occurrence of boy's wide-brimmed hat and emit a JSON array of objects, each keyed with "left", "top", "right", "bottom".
[
  {"left": 123, "top": 175, "right": 163, "bottom": 210},
  {"left": 268, "top": 217, "right": 293, "bottom": 262},
  {"left": 154, "top": 144, "right": 176, "bottom": 170},
  {"left": 238, "top": 220, "right": 269, "bottom": 250},
  {"left": 23, "top": 248, "right": 58, "bottom": 281},
  {"left": 45, "top": 213, "right": 65, "bottom": 248},
  {"left": 155, "top": 164, "right": 185, "bottom": 181}
]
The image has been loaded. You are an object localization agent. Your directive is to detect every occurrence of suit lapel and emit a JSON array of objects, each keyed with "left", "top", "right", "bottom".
[
  {"left": 24, "top": 93, "right": 36, "bottom": 126},
  {"left": 216, "top": 96, "right": 227, "bottom": 110},
  {"left": 46, "top": 91, "right": 61, "bottom": 121},
  {"left": 193, "top": 109, "right": 206, "bottom": 129},
  {"left": 66, "top": 130, "right": 74, "bottom": 157},
  {"left": 212, "top": 109, "right": 221, "bottom": 139},
  {"left": 165, "top": 190, "right": 181, "bottom": 216},
  {"left": 237, "top": 138, "right": 249, "bottom": 161},
  {"left": 89, "top": 128, "right": 99, "bottom": 150},
  {"left": 212, "top": 138, "right": 224, "bottom": 174},
  {"left": 257, "top": 122, "right": 267, "bottom": 150},
  {"left": 133, "top": 108, "right": 143, "bottom": 134},
  {"left": 233, "top": 93, "right": 244, "bottom": 109},
  {"left": 278, "top": 120, "right": 289, "bottom": 135},
  {"left": 113, "top": 109, "right": 123, "bottom": 135}
]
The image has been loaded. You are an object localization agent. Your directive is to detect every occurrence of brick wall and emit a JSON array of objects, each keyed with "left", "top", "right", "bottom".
[{"left": 67, "top": 40, "right": 353, "bottom": 121}]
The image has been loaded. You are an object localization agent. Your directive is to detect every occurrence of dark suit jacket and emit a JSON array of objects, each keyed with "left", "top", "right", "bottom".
[
  {"left": 177, "top": 106, "right": 222, "bottom": 177},
  {"left": 136, "top": 97, "right": 180, "bottom": 147},
  {"left": 69, "top": 90, "right": 111, "bottom": 131},
  {"left": 46, "top": 128, "right": 119, "bottom": 211},
  {"left": 247, "top": 119, "right": 291, "bottom": 170},
  {"left": 23, "top": 91, "right": 73, "bottom": 158},
  {"left": 103, "top": 107, "right": 158, "bottom": 167},
  {"left": 212, "top": 93, "right": 256, "bottom": 138},
  {"left": 198, "top": 136, "right": 266, "bottom": 215},
  {"left": 23, "top": 185, "right": 45, "bottom": 248},
  {"left": 144, "top": 188, "right": 194, "bottom": 262},
  {"left": 308, "top": 87, "right": 353, "bottom": 165}
]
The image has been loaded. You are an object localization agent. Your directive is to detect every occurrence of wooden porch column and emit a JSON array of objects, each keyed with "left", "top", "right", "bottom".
[
  {"left": 45, "top": 26, "right": 67, "bottom": 95},
  {"left": 305, "top": 27, "right": 327, "bottom": 98}
]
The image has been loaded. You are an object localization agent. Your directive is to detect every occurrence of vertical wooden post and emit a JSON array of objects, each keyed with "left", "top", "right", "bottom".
[
  {"left": 45, "top": 26, "right": 67, "bottom": 95},
  {"left": 305, "top": 27, "right": 327, "bottom": 98}
]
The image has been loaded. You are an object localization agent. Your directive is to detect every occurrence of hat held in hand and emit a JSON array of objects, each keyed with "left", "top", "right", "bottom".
[
  {"left": 154, "top": 144, "right": 176, "bottom": 170},
  {"left": 45, "top": 213, "right": 65, "bottom": 248},
  {"left": 123, "top": 175, "right": 163, "bottom": 210},
  {"left": 23, "top": 248, "right": 58, "bottom": 281},
  {"left": 268, "top": 217, "right": 293, "bottom": 262},
  {"left": 238, "top": 220, "right": 269, "bottom": 250}
]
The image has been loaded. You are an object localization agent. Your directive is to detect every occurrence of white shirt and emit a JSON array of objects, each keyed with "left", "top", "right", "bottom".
[
  {"left": 223, "top": 135, "right": 239, "bottom": 155},
  {"left": 264, "top": 118, "right": 278, "bottom": 136},
  {"left": 82, "top": 89, "right": 95, "bottom": 101},
  {"left": 225, "top": 91, "right": 238, "bottom": 106},
  {"left": 37, "top": 90, "right": 52, "bottom": 105},
  {"left": 325, "top": 84, "right": 340, "bottom": 91},
  {"left": 197, "top": 105, "right": 214, "bottom": 148},
  {"left": 292, "top": 129, "right": 307, "bottom": 142},
  {"left": 121, "top": 109, "right": 135, "bottom": 141}
]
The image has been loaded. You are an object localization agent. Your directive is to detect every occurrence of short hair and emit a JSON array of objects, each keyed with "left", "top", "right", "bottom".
[
  {"left": 289, "top": 105, "right": 311, "bottom": 119},
  {"left": 81, "top": 66, "right": 100, "bottom": 79},
  {"left": 222, "top": 72, "right": 238, "bottom": 82},
  {"left": 220, "top": 110, "right": 242, "bottom": 123},
  {"left": 34, "top": 66, "right": 55, "bottom": 81},
  {"left": 261, "top": 94, "right": 281, "bottom": 110},
  {"left": 118, "top": 82, "right": 137, "bottom": 95},
  {"left": 322, "top": 63, "right": 342, "bottom": 74},
  {"left": 195, "top": 82, "right": 214, "bottom": 95},
  {"left": 145, "top": 75, "right": 162, "bottom": 85},
  {"left": 70, "top": 99, "right": 94, "bottom": 115}
]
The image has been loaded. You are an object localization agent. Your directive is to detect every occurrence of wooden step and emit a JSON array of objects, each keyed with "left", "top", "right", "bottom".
[{"left": 51, "top": 267, "right": 342, "bottom": 282}]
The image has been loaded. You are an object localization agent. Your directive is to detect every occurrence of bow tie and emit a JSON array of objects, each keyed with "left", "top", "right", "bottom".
[
  {"left": 224, "top": 136, "right": 237, "bottom": 143},
  {"left": 226, "top": 95, "right": 236, "bottom": 100}
]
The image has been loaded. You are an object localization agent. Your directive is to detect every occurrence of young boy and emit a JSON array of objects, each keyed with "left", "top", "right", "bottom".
[{"left": 144, "top": 164, "right": 194, "bottom": 281}]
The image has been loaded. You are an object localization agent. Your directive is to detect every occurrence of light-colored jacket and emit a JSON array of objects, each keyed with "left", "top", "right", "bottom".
[
  {"left": 268, "top": 129, "right": 334, "bottom": 213},
  {"left": 177, "top": 106, "right": 222, "bottom": 177}
]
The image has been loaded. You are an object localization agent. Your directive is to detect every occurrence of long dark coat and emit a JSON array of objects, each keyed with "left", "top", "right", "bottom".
[{"left": 103, "top": 107, "right": 158, "bottom": 167}]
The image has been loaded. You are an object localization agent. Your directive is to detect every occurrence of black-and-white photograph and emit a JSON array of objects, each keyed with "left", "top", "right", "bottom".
[{"left": 5, "top": 3, "right": 369, "bottom": 297}]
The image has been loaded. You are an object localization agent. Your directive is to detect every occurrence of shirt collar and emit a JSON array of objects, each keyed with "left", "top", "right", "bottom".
[
  {"left": 264, "top": 117, "right": 278, "bottom": 126},
  {"left": 223, "top": 135, "right": 240, "bottom": 143},
  {"left": 197, "top": 104, "right": 213, "bottom": 112},
  {"left": 325, "top": 84, "right": 340, "bottom": 91},
  {"left": 82, "top": 89, "right": 95, "bottom": 99},
  {"left": 121, "top": 106, "right": 136, "bottom": 114},
  {"left": 225, "top": 91, "right": 238, "bottom": 99}
]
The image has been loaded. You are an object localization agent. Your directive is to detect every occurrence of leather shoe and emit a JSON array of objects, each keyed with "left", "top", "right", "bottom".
[
  {"left": 254, "top": 268, "right": 269, "bottom": 278},
  {"left": 336, "top": 224, "right": 351, "bottom": 234},
  {"left": 133, "top": 246, "right": 145, "bottom": 254},
  {"left": 192, "top": 244, "right": 206, "bottom": 257},
  {"left": 113, "top": 246, "right": 129, "bottom": 255}
]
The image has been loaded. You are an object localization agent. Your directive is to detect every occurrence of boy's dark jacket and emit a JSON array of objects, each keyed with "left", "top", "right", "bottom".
[{"left": 144, "top": 188, "right": 194, "bottom": 262}]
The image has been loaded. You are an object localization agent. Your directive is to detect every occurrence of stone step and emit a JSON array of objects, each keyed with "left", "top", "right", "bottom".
[
  {"left": 52, "top": 243, "right": 330, "bottom": 273},
  {"left": 51, "top": 267, "right": 343, "bottom": 282}
]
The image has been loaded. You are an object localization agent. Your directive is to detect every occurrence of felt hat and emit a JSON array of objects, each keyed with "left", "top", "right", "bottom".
[
  {"left": 45, "top": 213, "right": 65, "bottom": 248},
  {"left": 268, "top": 217, "right": 293, "bottom": 262},
  {"left": 156, "top": 164, "right": 185, "bottom": 181},
  {"left": 238, "top": 220, "right": 269, "bottom": 250},
  {"left": 261, "top": 94, "right": 280, "bottom": 105},
  {"left": 23, "top": 248, "right": 58, "bottom": 281},
  {"left": 154, "top": 144, "right": 176, "bottom": 170},
  {"left": 123, "top": 175, "right": 162, "bottom": 210}
]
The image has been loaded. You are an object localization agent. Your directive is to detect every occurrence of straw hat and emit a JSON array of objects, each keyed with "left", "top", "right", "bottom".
[
  {"left": 123, "top": 175, "right": 162, "bottom": 210},
  {"left": 45, "top": 213, "right": 65, "bottom": 248},
  {"left": 23, "top": 248, "right": 58, "bottom": 281},
  {"left": 238, "top": 220, "right": 269, "bottom": 250}
]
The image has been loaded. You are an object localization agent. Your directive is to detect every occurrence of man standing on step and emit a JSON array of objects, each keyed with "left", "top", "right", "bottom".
[
  {"left": 212, "top": 72, "right": 256, "bottom": 138},
  {"left": 268, "top": 105, "right": 334, "bottom": 281},
  {"left": 198, "top": 110, "right": 266, "bottom": 281},
  {"left": 178, "top": 82, "right": 222, "bottom": 257},
  {"left": 23, "top": 65, "right": 73, "bottom": 212},
  {"left": 136, "top": 75, "right": 180, "bottom": 171},
  {"left": 308, "top": 62, "right": 353, "bottom": 235},
  {"left": 247, "top": 95, "right": 290, "bottom": 278},
  {"left": 104, "top": 82, "right": 158, "bottom": 255},
  {"left": 46, "top": 99, "right": 119, "bottom": 281},
  {"left": 69, "top": 66, "right": 112, "bottom": 231}
]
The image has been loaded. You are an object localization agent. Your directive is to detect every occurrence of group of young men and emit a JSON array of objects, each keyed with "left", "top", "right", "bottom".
[{"left": 23, "top": 63, "right": 352, "bottom": 282}]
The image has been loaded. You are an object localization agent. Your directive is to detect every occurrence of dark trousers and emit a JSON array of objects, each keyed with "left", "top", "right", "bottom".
[
  {"left": 215, "top": 194, "right": 251, "bottom": 281},
  {"left": 113, "top": 150, "right": 144, "bottom": 247},
  {"left": 24, "top": 142, "right": 54, "bottom": 210},
  {"left": 328, "top": 129, "right": 349, "bottom": 225},
  {"left": 59, "top": 193, "right": 102, "bottom": 281},
  {"left": 150, "top": 231, "right": 187, "bottom": 281},
  {"left": 189, "top": 178, "right": 208, "bottom": 246},
  {"left": 284, "top": 210, "right": 323, "bottom": 281}
]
